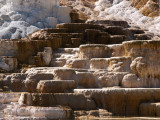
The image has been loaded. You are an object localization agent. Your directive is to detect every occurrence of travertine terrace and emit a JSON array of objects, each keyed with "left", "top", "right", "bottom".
[
  {"left": 0, "top": 0, "right": 71, "bottom": 39},
  {"left": 0, "top": 0, "right": 160, "bottom": 119}
]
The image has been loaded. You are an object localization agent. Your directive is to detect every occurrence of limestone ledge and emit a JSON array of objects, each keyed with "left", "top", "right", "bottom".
[
  {"left": 1, "top": 89, "right": 160, "bottom": 118},
  {"left": 4, "top": 103, "right": 72, "bottom": 119},
  {"left": 74, "top": 88, "right": 160, "bottom": 116},
  {"left": 19, "top": 92, "right": 96, "bottom": 110},
  {"left": 0, "top": 92, "right": 20, "bottom": 103}
]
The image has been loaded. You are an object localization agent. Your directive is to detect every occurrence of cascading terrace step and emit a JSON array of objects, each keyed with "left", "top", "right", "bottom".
[
  {"left": 52, "top": 53, "right": 77, "bottom": 59},
  {"left": 139, "top": 102, "right": 160, "bottom": 117},
  {"left": 90, "top": 57, "right": 131, "bottom": 72},
  {"left": 0, "top": 93, "right": 20, "bottom": 104},
  {"left": 19, "top": 92, "right": 97, "bottom": 110},
  {"left": 51, "top": 58, "right": 66, "bottom": 67},
  {"left": 109, "top": 35, "right": 127, "bottom": 44},
  {"left": 54, "top": 48, "right": 79, "bottom": 54},
  {"left": 4, "top": 102, "right": 72, "bottom": 120},
  {"left": 65, "top": 59, "right": 90, "bottom": 69},
  {"left": 0, "top": 93, "right": 21, "bottom": 119},
  {"left": 37, "top": 80, "right": 76, "bottom": 93},
  {"left": 52, "top": 53, "right": 71, "bottom": 58},
  {"left": 74, "top": 88, "right": 160, "bottom": 116},
  {"left": 128, "top": 27, "right": 145, "bottom": 34},
  {"left": 134, "top": 34, "right": 151, "bottom": 40}
]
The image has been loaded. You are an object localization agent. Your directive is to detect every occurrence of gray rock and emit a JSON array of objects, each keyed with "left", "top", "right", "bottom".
[
  {"left": 0, "top": 19, "right": 4, "bottom": 26},
  {"left": 44, "top": 23, "right": 49, "bottom": 28},
  {"left": 10, "top": 14, "right": 22, "bottom": 21},
  {"left": 21, "top": 12, "right": 28, "bottom": 20},
  {"left": 35, "top": 22, "right": 44, "bottom": 28},
  {"left": 27, "top": 25, "right": 39, "bottom": 35},
  {"left": 1, "top": 31, "right": 12, "bottom": 39},
  {"left": 12, "top": 21, "right": 30, "bottom": 27},
  {"left": 45, "top": 17, "right": 57, "bottom": 28},
  {"left": 26, "top": 16, "right": 37, "bottom": 24},
  {"left": 2, "top": 22, "right": 10, "bottom": 27},
  {"left": 0, "top": 0, "right": 71, "bottom": 39},
  {"left": 0, "top": 0, "right": 5, "bottom": 5},
  {"left": 11, "top": 30, "right": 22, "bottom": 39},
  {"left": 30, "top": 10, "right": 47, "bottom": 20},
  {"left": 1, "top": 15, "right": 11, "bottom": 21},
  {"left": 8, "top": 11, "right": 18, "bottom": 16},
  {"left": 8, "top": 27, "right": 17, "bottom": 33},
  {"left": 0, "top": 21, "right": 32, "bottom": 39},
  {"left": 30, "top": 10, "right": 38, "bottom": 18}
]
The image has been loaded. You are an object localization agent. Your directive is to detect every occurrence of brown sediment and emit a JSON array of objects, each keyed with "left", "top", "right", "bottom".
[{"left": 132, "top": 0, "right": 160, "bottom": 18}]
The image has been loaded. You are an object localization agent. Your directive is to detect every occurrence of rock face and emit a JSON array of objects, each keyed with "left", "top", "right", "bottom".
[
  {"left": 0, "top": 0, "right": 160, "bottom": 118},
  {"left": 0, "top": 0, "right": 71, "bottom": 39},
  {"left": 1, "top": 29, "right": 160, "bottom": 119}
]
